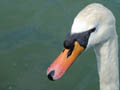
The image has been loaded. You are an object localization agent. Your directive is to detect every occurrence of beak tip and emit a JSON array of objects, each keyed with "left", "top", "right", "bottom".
[{"left": 47, "top": 70, "right": 55, "bottom": 81}]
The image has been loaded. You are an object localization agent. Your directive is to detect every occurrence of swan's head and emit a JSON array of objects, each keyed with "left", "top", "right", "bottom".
[
  {"left": 70, "top": 4, "right": 116, "bottom": 49},
  {"left": 47, "top": 3, "right": 116, "bottom": 81}
]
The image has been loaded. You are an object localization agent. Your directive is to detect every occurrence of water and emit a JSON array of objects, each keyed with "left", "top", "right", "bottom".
[{"left": 0, "top": 0, "right": 120, "bottom": 90}]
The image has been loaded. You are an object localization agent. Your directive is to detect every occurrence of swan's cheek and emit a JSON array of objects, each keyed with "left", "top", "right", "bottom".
[
  {"left": 87, "top": 32, "right": 104, "bottom": 48},
  {"left": 86, "top": 34, "right": 96, "bottom": 48}
]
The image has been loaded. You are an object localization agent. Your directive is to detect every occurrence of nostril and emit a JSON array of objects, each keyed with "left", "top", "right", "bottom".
[
  {"left": 67, "top": 48, "right": 73, "bottom": 58},
  {"left": 48, "top": 70, "right": 55, "bottom": 81}
]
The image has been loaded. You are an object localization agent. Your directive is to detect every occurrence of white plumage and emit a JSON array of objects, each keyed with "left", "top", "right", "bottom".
[{"left": 71, "top": 3, "right": 119, "bottom": 90}]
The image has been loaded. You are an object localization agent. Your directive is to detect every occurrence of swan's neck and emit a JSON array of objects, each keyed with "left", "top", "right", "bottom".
[{"left": 94, "top": 36, "right": 119, "bottom": 90}]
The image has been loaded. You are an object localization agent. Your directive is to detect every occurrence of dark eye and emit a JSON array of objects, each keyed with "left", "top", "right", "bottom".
[{"left": 90, "top": 27, "right": 96, "bottom": 32}]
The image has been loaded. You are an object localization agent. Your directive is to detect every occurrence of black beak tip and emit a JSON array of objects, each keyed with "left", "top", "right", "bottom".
[{"left": 47, "top": 70, "right": 55, "bottom": 81}]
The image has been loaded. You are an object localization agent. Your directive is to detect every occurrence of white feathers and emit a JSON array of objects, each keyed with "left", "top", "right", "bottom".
[
  {"left": 71, "top": 18, "right": 95, "bottom": 34},
  {"left": 71, "top": 3, "right": 115, "bottom": 35},
  {"left": 70, "top": 3, "right": 119, "bottom": 90}
]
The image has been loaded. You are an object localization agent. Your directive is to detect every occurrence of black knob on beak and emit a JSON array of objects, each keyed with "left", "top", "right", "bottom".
[
  {"left": 64, "top": 40, "right": 74, "bottom": 49},
  {"left": 48, "top": 70, "right": 55, "bottom": 81}
]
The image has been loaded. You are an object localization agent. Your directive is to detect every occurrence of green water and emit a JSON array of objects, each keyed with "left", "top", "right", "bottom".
[{"left": 0, "top": 0, "right": 120, "bottom": 90}]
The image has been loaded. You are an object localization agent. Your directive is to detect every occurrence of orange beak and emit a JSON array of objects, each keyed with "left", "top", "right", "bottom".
[{"left": 47, "top": 41, "right": 85, "bottom": 80}]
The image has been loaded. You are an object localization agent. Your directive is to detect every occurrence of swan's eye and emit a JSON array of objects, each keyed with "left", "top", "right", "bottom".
[{"left": 90, "top": 27, "right": 96, "bottom": 32}]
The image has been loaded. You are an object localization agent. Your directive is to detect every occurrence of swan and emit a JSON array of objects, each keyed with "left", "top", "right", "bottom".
[{"left": 47, "top": 3, "right": 119, "bottom": 90}]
